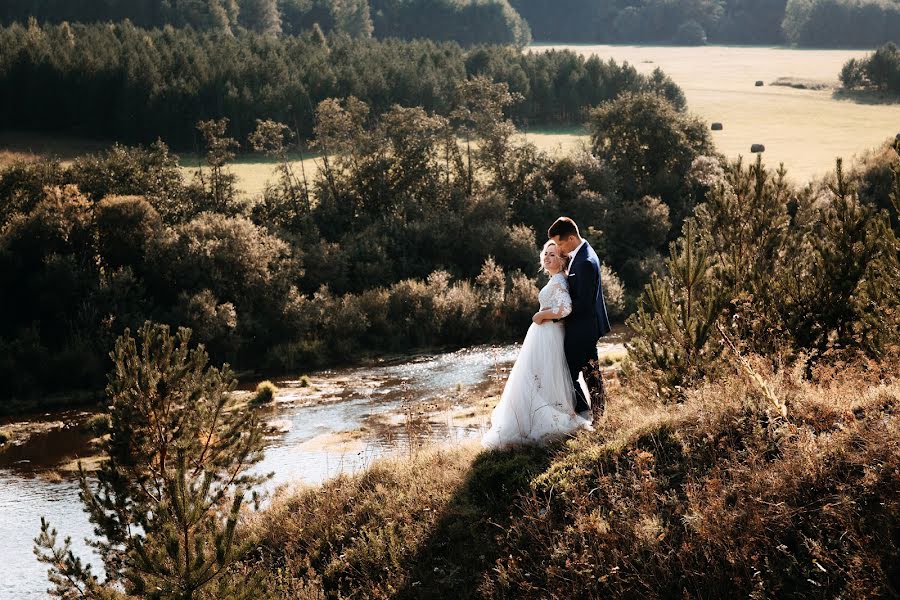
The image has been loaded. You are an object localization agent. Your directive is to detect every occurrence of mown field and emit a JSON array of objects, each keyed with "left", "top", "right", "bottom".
[{"left": 536, "top": 45, "right": 900, "bottom": 182}]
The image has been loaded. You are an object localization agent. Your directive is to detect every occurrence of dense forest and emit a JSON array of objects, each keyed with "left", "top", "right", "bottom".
[
  {"left": 512, "top": 0, "right": 787, "bottom": 44},
  {"left": 0, "top": 21, "right": 683, "bottom": 148},
  {"left": 515, "top": 0, "right": 900, "bottom": 46},
  {"left": 0, "top": 0, "right": 528, "bottom": 46},
  {"left": 3, "top": 0, "right": 899, "bottom": 47}
]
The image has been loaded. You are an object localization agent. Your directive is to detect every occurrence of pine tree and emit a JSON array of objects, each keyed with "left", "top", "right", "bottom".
[
  {"left": 625, "top": 219, "right": 725, "bottom": 400},
  {"left": 693, "top": 154, "right": 794, "bottom": 358},
  {"left": 34, "top": 322, "right": 270, "bottom": 599},
  {"left": 239, "top": 0, "right": 282, "bottom": 35},
  {"left": 785, "top": 159, "right": 900, "bottom": 361}
]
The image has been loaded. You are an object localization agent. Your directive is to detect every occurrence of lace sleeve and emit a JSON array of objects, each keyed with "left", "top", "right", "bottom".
[{"left": 548, "top": 276, "right": 572, "bottom": 318}]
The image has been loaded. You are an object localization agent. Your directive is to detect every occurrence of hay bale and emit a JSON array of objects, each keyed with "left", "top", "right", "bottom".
[
  {"left": 711, "top": 122, "right": 723, "bottom": 130},
  {"left": 755, "top": 80, "right": 764, "bottom": 86},
  {"left": 751, "top": 143, "right": 765, "bottom": 153}
]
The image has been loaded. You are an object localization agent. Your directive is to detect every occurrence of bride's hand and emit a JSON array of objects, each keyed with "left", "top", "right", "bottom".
[{"left": 532, "top": 312, "right": 544, "bottom": 325}]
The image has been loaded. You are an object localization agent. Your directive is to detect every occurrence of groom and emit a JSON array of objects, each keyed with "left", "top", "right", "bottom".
[{"left": 548, "top": 217, "right": 611, "bottom": 419}]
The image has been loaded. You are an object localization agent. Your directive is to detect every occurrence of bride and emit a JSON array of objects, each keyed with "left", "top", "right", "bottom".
[{"left": 482, "top": 240, "right": 592, "bottom": 449}]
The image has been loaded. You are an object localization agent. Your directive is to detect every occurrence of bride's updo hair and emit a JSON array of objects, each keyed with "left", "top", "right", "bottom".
[{"left": 540, "top": 240, "right": 569, "bottom": 275}]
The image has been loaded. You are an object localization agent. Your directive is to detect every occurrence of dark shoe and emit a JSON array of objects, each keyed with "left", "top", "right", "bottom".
[
  {"left": 581, "top": 359, "right": 606, "bottom": 421},
  {"left": 573, "top": 387, "right": 590, "bottom": 414}
]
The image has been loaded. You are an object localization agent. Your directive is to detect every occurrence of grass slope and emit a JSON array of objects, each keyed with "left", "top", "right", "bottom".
[{"left": 249, "top": 367, "right": 899, "bottom": 598}]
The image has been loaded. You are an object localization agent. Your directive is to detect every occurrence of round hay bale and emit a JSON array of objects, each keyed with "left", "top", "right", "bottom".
[
  {"left": 751, "top": 143, "right": 765, "bottom": 153},
  {"left": 755, "top": 80, "right": 764, "bottom": 86},
  {"left": 711, "top": 122, "right": 723, "bottom": 130}
]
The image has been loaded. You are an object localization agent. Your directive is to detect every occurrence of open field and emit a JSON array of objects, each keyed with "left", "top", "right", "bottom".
[
  {"left": 535, "top": 44, "right": 900, "bottom": 183},
  {"left": 177, "top": 152, "right": 322, "bottom": 197}
]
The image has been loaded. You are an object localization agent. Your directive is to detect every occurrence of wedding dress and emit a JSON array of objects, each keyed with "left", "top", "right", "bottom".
[{"left": 482, "top": 273, "right": 592, "bottom": 449}]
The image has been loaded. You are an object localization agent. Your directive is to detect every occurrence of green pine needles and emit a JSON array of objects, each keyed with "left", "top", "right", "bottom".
[
  {"left": 626, "top": 153, "right": 900, "bottom": 400},
  {"left": 34, "top": 322, "right": 270, "bottom": 599},
  {"left": 626, "top": 219, "right": 725, "bottom": 400}
]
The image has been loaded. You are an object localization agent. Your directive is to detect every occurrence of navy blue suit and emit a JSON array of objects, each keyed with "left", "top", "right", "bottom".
[{"left": 564, "top": 240, "right": 611, "bottom": 413}]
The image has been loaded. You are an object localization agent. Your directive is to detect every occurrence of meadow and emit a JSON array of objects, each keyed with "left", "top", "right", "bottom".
[{"left": 535, "top": 45, "right": 900, "bottom": 183}]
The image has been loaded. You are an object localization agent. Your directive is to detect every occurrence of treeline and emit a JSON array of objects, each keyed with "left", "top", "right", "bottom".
[
  {"left": 0, "top": 20, "right": 681, "bottom": 149},
  {"left": 1, "top": 79, "right": 712, "bottom": 410},
  {"left": 782, "top": 0, "right": 900, "bottom": 47},
  {"left": 6, "top": 0, "right": 900, "bottom": 47},
  {"left": 840, "top": 42, "right": 900, "bottom": 93},
  {"left": 371, "top": 0, "right": 530, "bottom": 47},
  {"left": 0, "top": 0, "right": 527, "bottom": 46},
  {"left": 513, "top": 0, "right": 900, "bottom": 47},
  {"left": 511, "top": 0, "right": 786, "bottom": 44}
]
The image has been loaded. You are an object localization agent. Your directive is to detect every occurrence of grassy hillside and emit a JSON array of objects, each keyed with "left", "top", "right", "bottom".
[{"left": 248, "top": 364, "right": 900, "bottom": 598}]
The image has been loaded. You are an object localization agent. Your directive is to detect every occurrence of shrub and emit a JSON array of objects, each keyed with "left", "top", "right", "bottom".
[
  {"left": 600, "top": 264, "right": 627, "bottom": 321},
  {"left": 81, "top": 413, "right": 111, "bottom": 436},
  {"left": 253, "top": 380, "right": 278, "bottom": 405},
  {"left": 94, "top": 195, "right": 162, "bottom": 271},
  {"left": 840, "top": 57, "right": 867, "bottom": 89}
]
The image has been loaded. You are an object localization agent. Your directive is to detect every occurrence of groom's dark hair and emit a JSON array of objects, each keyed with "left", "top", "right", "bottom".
[{"left": 548, "top": 217, "right": 580, "bottom": 240}]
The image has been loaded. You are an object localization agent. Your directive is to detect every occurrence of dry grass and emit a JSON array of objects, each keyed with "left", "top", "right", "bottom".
[{"left": 243, "top": 363, "right": 899, "bottom": 599}]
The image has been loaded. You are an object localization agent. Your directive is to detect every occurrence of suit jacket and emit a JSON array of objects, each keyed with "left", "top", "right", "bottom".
[{"left": 564, "top": 239, "right": 611, "bottom": 368}]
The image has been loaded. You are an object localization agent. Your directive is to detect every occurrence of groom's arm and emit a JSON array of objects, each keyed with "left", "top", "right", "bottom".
[{"left": 569, "top": 261, "right": 597, "bottom": 317}]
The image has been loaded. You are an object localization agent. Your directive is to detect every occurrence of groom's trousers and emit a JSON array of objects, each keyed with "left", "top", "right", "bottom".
[{"left": 567, "top": 345, "right": 597, "bottom": 415}]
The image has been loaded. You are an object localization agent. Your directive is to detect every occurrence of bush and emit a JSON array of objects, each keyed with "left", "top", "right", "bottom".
[
  {"left": 81, "top": 413, "right": 111, "bottom": 436},
  {"left": 600, "top": 264, "right": 627, "bottom": 321},
  {"left": 94, "top": 195, "right": 162, "bottom": 271},
  {"left": 253, "top": 380, "right": 278, "bottom": 405}
]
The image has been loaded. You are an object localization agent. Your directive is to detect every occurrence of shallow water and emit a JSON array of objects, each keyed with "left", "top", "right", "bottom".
[{"left": 2, "top": 338, "right": 627, "bottom": 598}]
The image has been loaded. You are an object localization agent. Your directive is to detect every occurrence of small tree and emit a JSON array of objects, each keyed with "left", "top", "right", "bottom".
[
  {"left": 626, "top": 220, "right": 725, "bottom": 399},
  {"left": 195, "top": 119, "right": 240, "bottom": 213},
  {"left": 249, "top": 118, "right": 311, "bottom": 221},
  {"left": 840, "top": 58, "right": 867, "bottom": 89},
  {"left": 35, "top": 322, "right": 269, "bottom": 599},
  {"left": 785, "top": 159, "right": 900, "bottom": 361},
  {"left": 693, "top": 155, "right": 794, "bottom": 359}
]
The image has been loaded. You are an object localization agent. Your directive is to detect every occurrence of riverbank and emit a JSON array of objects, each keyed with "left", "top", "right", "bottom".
[
  {"left": 245, "top": 366, "right": 900, "bottom": 598},
  {"left": 0, "top": 341, "right": 628, "bottom": 479}
]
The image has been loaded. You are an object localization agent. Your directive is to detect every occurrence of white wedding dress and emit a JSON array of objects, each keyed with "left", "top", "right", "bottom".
[{"left": 482, "top": 273, "right": 592, "bottom": 449}]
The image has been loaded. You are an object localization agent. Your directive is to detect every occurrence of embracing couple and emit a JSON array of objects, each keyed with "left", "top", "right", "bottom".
[{"left": 482, "top": 217, "right": 611, "bottom": 449}]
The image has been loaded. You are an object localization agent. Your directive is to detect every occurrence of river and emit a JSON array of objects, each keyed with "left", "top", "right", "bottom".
[{"left": 1, "top": 338, "right": 625, "bottom": 598}]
